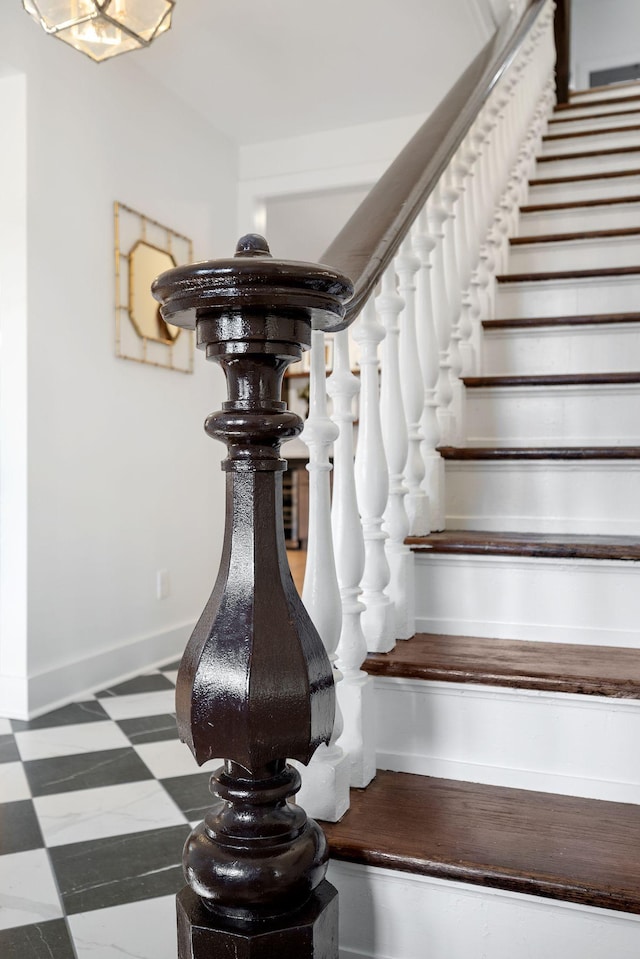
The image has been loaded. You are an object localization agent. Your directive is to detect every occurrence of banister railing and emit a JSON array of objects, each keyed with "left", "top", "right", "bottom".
[{"left": 153, "top": 1, "right": 559, "bottom": 956}]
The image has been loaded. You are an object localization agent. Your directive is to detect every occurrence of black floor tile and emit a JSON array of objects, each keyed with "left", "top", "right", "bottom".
[
  {"left": 50, "top": 824, "right": 190, "bottom": 914},
  {"left": 24, "top": 747, "right": 154, "bottom": 797},
  {"left": 160, "top": 772, "right": 213, "bottom": 821},
  {"left": 96, "top": 674, "right": 175, "bottom": 698},
  {"left": 0, "top": 733, "right": 20, "bottom": 764},
  {"left": 0, "top": 919, "right": 76, "bottom": 959},
  {"left": 117, "top": 713, "right": 178, "bottom": 745},
  {"left": 11, "top": 700, "right": 109, "bottom": 732},
  {"left": 0, "top": 799, "right": 44, "bottom": 855}
]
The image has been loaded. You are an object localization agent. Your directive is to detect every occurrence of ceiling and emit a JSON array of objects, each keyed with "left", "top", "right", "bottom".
[{"left": 134, "top": 0, "right": 499, "bottom": 145}]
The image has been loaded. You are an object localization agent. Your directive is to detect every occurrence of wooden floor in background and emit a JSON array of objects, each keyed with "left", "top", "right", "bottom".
[{"left": 286, "top": 549, "right": 307, "bottom": 594}]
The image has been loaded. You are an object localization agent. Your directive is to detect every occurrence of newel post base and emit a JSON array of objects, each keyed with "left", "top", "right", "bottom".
[{"left": 177, "top": 883, "right": 339, "bottom": 959}]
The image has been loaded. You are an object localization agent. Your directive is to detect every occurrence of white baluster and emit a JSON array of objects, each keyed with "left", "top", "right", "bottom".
[
  {"left": 296, "top": 328, "right": 350, "bottom": 822},
  {"left": 327, "top": 328, "right": 376, "bottom": 789},
  {"left": 394, "top": 238, "right": 430, "bottom": 535},
  {"left": 353, "top": 299, "right": 396, "bottom": 653},
  {"left": 412, "top": 209, "right": 444, "bottom": 530},
  {"left": 427, "top": 189, "right": 454, "bottom": 446},
  {"left": 377, "top": 266, "right": 415, "bottom": 640}
]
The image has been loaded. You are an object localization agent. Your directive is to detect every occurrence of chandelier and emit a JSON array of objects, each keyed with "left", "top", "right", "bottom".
[{"left": 22, "top": 1, "right": 175, "bottom": 63}]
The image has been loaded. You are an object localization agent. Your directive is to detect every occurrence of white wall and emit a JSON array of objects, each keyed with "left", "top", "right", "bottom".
[
  {"left": 571, "top": 0, "right": 640, "bottom": 90},
  {"left": 0, "top": 5, "right": 238, "bottom": 717}
]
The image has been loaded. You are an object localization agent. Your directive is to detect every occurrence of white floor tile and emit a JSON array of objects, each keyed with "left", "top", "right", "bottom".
[
  {"left": 15, "top": 720, "right": 130, "bottom": 761},
  {"left": 0, "top": 761, "right": 31, "bottom": 802},
  {"left": 0, "top": 719, "right": 12, "bottom": 734},
  {"left": 163, "top": 670, "right": 178, "bottom": 686},
  {"left": 69, "top": 894, "right": 177, "bottom": 959},
  {"left": 134, "top": 739, "right": 213, "bottom": 779},
  {"left": 34, "top": 779, "right": 187, "bottom": 847},
  {"left": 0, "top": 849, "right": 63, "bottom": 930},
  {"left": 99, "top": 690, "right": 176, "bottom": 721}
]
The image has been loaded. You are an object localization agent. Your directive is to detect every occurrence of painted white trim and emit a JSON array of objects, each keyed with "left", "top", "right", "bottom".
[{"left": 0, "top": 620, "right": 192, "bottom": 720}]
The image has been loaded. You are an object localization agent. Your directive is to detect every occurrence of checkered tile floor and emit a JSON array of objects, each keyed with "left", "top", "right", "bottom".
[{"left": 0, "top": 660, "right": 216, "bottom": 958}]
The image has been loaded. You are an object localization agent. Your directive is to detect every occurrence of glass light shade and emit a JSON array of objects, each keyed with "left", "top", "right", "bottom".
[{"left": 22, "top": 0, "right": 174, "bottom": 62}]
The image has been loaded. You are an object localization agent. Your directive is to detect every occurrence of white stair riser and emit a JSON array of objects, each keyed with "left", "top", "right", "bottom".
[
  {"left": 330, "top": 861, "right": 640, "bottom": 959},
  {"left": 557, "top": 95, "right": 640, "bottom": 117},
  {"left": 535, "top": 151, "right": 640, "bottom": 178},
  {"left": 483, "top": 324, "right": 640, "bottom": 375},
  {"left": 413, "top": 552, "right": 640, "bottom": 647},
  {"left": 549, "top": 111, "right": 640, "bottom": 134},
  {"left": 496, "top": 274, "right": 640, "bottom": 319},
  {"left": 519, "top": 202, "right": 640, "bottom": 235},
  {"left": 466, "top": 383, "right": 640, "bottom": 445},
  {"left": 374, "top": 678, "right": 640, "bottom": 803},
  {"left": 509, "top": 235, "right": 640, "bottom": 272},
  {"left": 528, "top": 174, "right": 640, "bottom": 204},
  {"left": 541, "top": 128, "right": 640, "bottom": 155},
  {"left": 445, "top": 460, "right": 640, "bottom": 534},
  {"left": 569, "top": 84, "right": 640, "bottom": 103}
]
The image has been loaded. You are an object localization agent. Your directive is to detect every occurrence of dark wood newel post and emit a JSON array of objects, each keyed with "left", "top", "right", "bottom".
[
  {"left": 152, "top": 235, "right": 353, "bottom": 958},
  {"left": 554, "top": 0, "right": 571, "bottom": 104}
]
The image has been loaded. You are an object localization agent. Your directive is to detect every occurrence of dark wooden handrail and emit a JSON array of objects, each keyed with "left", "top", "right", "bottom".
[{"left": 321, "top": 0, "right": 547, "bottom": 327}]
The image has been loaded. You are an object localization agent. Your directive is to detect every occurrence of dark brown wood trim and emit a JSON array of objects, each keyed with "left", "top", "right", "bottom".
[
  {"left": 510, "top": 226, "right": 640, "bottom": 245},
  {"left": 555, "top": 92, "right": 640, "bottom": 112},
  {"left": 323, "top": 771, "right": 640, "bottom": 915},
  {"left": 497, "top": 265, "right": 640, "bottom": 283},
  {"left": 364, "top": 632, "right": 640, "bottom": 698},
  {"left": 544, "top": 123, "right": 640, "bottom": 141},
  {"left": 406, "top": 529, "right": 640, "bottom": 561},
  {"left": 318, "top": 0, "right": 545, "bottom": 327},
  {"left": 463, "top": 372, "right": 640, "bottom": 387},
  {"left": 538, "top": 144, "right": 640, "bottom": 163},
  {"left": 553, "top": 0, "right": 570, "bottom": 105},
  {"left": 549, "top": 107, "right": 640, "bottom": 125},
  {"left": 483, "top": 312, "right": 640, "bottom": 329},
  {"left": 438, "top": 445, "right": 640, "bottom": 460},
  {"left": 530, "top": 168, "right": 640, "bottom": 186},
  {"left": 521, "top": 195, "right": 640, "bottom": 213}
]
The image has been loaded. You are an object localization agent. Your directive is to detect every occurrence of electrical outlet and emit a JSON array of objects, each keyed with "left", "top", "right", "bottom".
[{"left": 156, "top": 569, "right": 170, "bottom": 600}]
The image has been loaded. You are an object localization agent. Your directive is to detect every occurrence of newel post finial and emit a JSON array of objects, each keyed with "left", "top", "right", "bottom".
[{"left": 152, "top": 235, "right": 353, "bottom": 957}]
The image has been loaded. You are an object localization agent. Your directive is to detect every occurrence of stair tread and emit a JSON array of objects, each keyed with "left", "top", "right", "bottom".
[
  {"left": 570, "top": 80, "right": 640, "bottom": 98},
  {"left": 544, "top": 123, "right": 640, "bottom": 141},
  {"left": 555, "top": 93, "right": 640, "bottom": 112},
  {"left": 323, "top": 770, "right": 640, "bottom": 914},
  {"left": 364, "top": 632, "right": 640, "bottom": 697},
  {"left": 406, "top": 530, "right": 640, "bottom": 561},
  {"left": 463, "top": 372, "right": 640, "bottom": 387},
  {"left": 438, "top": 445, "right": 640, "bottom": 459},
  {"left": 530, "top": 168, "right": 640, "bottom": 186},
  {"left": 538, "top": 145, "right": 640, "bottom": 164},
  {"left": 549, "top": 107, "right": 640, "bottom": 125},
  {"left": 483, "top": 312, "right": 640, "bottom": 329},
  {"left": 497, "top": 265, "right": 640, "bottom": 283},
  {"left": 510, "top": 225, "right": 640, "bottom": 245},
  {"left": 521, "top": 195, "right": 640, "bottom": 212}
]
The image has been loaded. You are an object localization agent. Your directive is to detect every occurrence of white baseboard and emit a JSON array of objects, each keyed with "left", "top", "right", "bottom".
[{"left": 0, "top": 621, "right": 194, "bottom": 720}]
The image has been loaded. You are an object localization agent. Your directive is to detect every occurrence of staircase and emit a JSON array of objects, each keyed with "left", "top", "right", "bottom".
[{"left": 321, "top": 80, "right": 640, "bottom": 957}]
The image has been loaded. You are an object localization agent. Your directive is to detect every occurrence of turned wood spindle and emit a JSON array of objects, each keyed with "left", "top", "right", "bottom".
[{"left": 152, "top": 234, "right": 353, "bottom": 959}]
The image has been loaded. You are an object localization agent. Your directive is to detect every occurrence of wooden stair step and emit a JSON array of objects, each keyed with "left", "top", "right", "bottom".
[
  {"left": 555, "top": 93, "right": 640, "bottom": 112},
  {"left": 549, "top": 107, "right": 640, "bottom": 125},
  {"left": 544, "top": 123, "right": 640, "bottom": 141},
  {"left": 405, "top": 530, "right": 640, "bottom": 561},
  {"left": 463, "top": 372, "right": 640, "bottom": 387},
  {"left": 364, "top": 632, "right": 640, "bottom": 698},
  {"left": 323, "top": 770, "right": 640, "bottom": 915},
  {"left": 570, "top": 80, "right": 640, "bottom": 98},
  {"left": 483, "top": 312, "right": 640, "bottom": 329},
  {"left": 510, "top": 226, "right": 640, "bottom": 245},
  {"left": 521, "top": 195, "right": 640, "bottom": 212},
  {"left": 497, "top": 265, "right": 640, "bottom": 283},
  {"left": 538, "top": 145, "right": 640, "bottom": 163},
  {"left": 438, "top": 445, "right": 640, "bottom": 460},
  {"left": 530, "top": 168, "right": 640, "bottom": 186}
]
